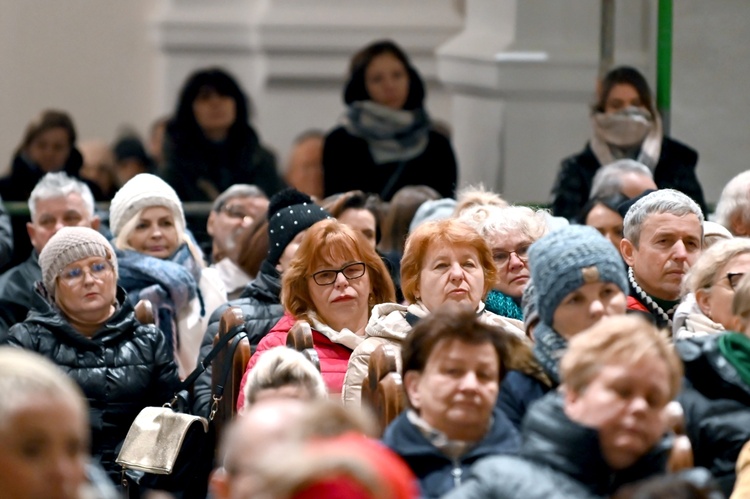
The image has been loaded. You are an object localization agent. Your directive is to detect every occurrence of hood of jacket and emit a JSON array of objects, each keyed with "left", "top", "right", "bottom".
[{"left": 239, "top": 260, "right": 282, "bottom": 303}]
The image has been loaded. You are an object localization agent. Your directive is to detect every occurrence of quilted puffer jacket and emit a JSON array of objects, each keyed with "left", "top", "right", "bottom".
[{"left": 0, "top": 287, "right": 180, "bottom": 484}]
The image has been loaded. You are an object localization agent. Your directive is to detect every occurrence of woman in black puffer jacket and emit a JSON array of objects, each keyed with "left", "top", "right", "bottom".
[{"left": 0, "top": 226, "right": 179, "bottom": 488}]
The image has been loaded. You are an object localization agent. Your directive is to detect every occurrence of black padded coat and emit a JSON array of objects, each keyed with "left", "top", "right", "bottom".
[{"left": 0, "top": 287, "right": 180, "bottom": 484}]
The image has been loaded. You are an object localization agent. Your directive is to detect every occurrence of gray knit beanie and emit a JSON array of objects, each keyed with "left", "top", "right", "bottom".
[
  {"left": 408, "top": 198, "right": 457, "bottom": 234},
  {"left": 266, "top": 188, "right": 331, "bottom": 266},
  {"left": 39, "top": 227, "right": 118, "bottom": 298},
  {"left": 109, "top": 173, "right": 185, "bottom": 237},
  {"left": 529, "top": 225, "right": 627, "bottom": 326}
]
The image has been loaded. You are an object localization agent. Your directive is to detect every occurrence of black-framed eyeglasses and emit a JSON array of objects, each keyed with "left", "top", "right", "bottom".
[
  {"left": 726, "top": 272, "right": 745, "bottom": 291},
  {"left": 311, "top": 262, "right": 366, "bottom": 286},
  {"left": 492, "top": 244, "right": 531, "bottom": 266}
]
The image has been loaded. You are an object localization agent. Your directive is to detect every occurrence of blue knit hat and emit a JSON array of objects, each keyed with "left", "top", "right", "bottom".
[{"left": 529, "top": 225, "right": 627, "bottom": 326}]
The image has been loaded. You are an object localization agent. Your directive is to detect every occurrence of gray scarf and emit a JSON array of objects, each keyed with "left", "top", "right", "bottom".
[
  {"left": 532, "top": 321, "right": 568, "bottom": 386},
  {"left": 342, "top": 101, "right": 430, "bottom": 164},
  {"left": 590, "top": 107, "right": 663, "bottom": 169}
]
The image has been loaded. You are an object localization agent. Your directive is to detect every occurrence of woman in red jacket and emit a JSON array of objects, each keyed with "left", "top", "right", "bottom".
[{"left": 237, "top": 219, "right": 395, "bottom": 409}]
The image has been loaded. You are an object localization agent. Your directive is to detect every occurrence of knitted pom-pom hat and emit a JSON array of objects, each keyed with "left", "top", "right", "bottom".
[
  {"left": 529, "top": 225, "right": 627, "bottom": 326},
  {"left": 266, "top": 188, "right": 331, "bottom": 266},
  {"left": 109, "top": 173, "right": 185, "bottom": 237},
  {"left": 39, "top": 226, "right": 118, "bottom": 298}
]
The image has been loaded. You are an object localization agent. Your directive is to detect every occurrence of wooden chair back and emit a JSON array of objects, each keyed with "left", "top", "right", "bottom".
[
  {"left": 211, "top": 307, "right": 250, "bottom": 443},
  {"left": 665, "top": 401, "right": 694, "bottom": 472},
  {"left": 134, "top": 299, "right": 154, "bottom": 325},
  {"left": 361, "top": 343, "right": 405, "bottom": 435},
  {"left": 286, "top": 320, "right": 320, "bottom": 371}
]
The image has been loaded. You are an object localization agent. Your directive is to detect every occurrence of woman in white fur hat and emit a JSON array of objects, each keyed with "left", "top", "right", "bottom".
[{"left": 109, "top": 173, "right": 227, "bottom": 378}]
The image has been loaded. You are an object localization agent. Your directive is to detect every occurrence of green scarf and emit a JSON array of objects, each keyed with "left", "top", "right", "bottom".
[{"left": 718, "top": 332, "right": 750, "bottom": 387}]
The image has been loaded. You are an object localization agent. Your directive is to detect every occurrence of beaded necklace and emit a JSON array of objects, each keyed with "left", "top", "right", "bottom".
[{"left": 628, "top": 267, "right": 675, "bottom": 327}]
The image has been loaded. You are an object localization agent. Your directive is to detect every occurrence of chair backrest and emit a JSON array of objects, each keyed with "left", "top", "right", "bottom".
[
  {"left": 211, "top": 307, "right": 250, "bottom": 443},
  {"left": 134, "top": 299, "right": 154, "bottom": 325},
  {"left": 665, "top": 401, "right": 694, "bottom": 472},
  {"left": 361, "top": 343, "right": 405, "bottom": 435},
  {"left": 286, "top": 320, "right": 320, "bottom": 372}
]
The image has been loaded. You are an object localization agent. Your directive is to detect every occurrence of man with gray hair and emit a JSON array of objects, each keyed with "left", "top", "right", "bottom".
[
  {"left": 206, "top": 184, "right": 269, "bottom": 299},
  {"left": 620, "top": 189, "right": 704, "bottom": 329},
  {"left": 589, "top": 159, "right": 657, "bottom": 200},
  {"left": 714, "top": 170, "right": 750, "bottom": 237},
  {"left": 0, "top": 172, "right": 99, "bottom": 332}
]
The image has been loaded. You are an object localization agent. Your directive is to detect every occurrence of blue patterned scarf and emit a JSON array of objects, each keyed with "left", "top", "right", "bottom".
[
  {"left": 485, "top": 289, "right": 524, "bottom": 321},
  {"left": 532, "top": 322, "right": 568, "bottom": 386},
  {"left": 116, "top": 244, "right": 202, "bottom": 354}
]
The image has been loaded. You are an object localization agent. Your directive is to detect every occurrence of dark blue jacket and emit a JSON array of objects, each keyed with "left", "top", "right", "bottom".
[
  {"left": 381, "top": 408, "right": 520, "bottom": 498},
  {"left": 496, "top": 369, "right": 551, "bottom": 432}
]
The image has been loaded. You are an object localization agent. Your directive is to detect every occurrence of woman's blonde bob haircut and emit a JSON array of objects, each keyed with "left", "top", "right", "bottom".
[
  {"left": 561, "top": 315, "right": 683, "bottom": 401},
  {"left": 282, "top": 219, "right": 395, "bottom": 323},
  {"left": 400, "top": 218, "right": 496, "bottom": 305},
  {"left": 0, "top": 347, "right": 87, "bottom": 425},
  {"left": 683, "top": 238, "right": 750, "bottom": 295},
  {"left": 243, "top": 346, "right": 327, "bottom": 407}
]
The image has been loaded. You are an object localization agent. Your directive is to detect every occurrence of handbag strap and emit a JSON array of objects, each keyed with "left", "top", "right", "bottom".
[{"left": 177, "top": 323, "right": 246, "bottom": 392}]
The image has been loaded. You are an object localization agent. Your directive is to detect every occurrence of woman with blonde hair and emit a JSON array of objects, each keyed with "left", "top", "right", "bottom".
[
  {"left": 673, "top": 238, "right": 750, "bottom": 339},
  {"left": 242, "top": 346, "right": 328, "bottom": 408},
  {"left": 110, "top": 173, "right": 227, "bottom": 377}
]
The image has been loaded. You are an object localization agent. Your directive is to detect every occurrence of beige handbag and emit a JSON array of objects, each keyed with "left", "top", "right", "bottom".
[{"left": 116, "top": 405, "right": 209, "bottom": 475}]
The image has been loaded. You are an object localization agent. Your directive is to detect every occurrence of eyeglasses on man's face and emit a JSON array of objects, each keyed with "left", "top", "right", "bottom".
[{"left": 311, "top": 262, "right": 366, "bottom": 286}]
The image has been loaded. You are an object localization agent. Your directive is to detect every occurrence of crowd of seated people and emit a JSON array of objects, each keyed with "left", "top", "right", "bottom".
[{"left": 2, "top": 37, "right": 750, "bottom": 499}]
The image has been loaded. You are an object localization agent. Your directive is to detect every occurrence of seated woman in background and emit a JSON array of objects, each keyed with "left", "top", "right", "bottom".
[
  {"left": 579, "top": 193, "right": 628, "bottom": 250},
  {"left": 109, "top": 173, "right": 227, "bottom": 378},
  {"left": 551, "top": 66, "right": 707, "bottom": 220},
  {"left": 673, "top": 238, "right": 750, "bottom": 339},
  {"left": 236, "top": 218, "right": 396, "bottom": 410},
  {"left": 0, "top": 109, "right": 103, "bottom": 202},
  {"left": 342, "top": 218, "right": 530, "bottom": 407},
  {"left": 323, "top": 40, "right": 458, "bottom": 201},
  {"left": 162, "top": 67, "right": 284, "bottom": 202},
  {"left": 459, "top": 205, "right": 549, "bottom": 321},
  {"left": 241, "top": 346, "right": 328, "bottom": 410},
  {"left": 0, "top": 227, "right": 180, "bottom": 486}
]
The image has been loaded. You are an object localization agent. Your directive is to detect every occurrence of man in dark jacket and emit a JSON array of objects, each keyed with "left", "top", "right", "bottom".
[
  {"left": 0, "top": 172, "right": 99, "bottom": 333},
  {"left": 445, "top": 315, "right": 685, "bottom": 499},
  {"left": 382, "top": 304, "right": 527, "bottom": 499},
  {"left": 192, "top": 188, "right": 331, "bottom": 417}
]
